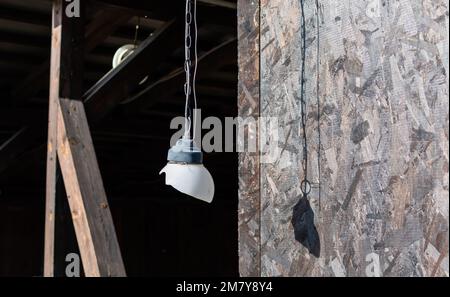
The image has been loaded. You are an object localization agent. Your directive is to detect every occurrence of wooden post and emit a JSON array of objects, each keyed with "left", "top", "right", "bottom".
[
  {"left": 44, "top": 0, "right": 126, "bottom": 277},
  {"left": 44, "top": 0, "right": 66, "bottom": 277}
]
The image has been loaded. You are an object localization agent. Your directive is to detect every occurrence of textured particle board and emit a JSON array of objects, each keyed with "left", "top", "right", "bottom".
[{"left": 239, "top": 0, "right": 449, "bottom": 277}]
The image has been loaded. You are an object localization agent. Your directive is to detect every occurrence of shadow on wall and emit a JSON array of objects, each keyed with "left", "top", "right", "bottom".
[{"left": 292, "top": 196, "right": 320, "bottom": 258}]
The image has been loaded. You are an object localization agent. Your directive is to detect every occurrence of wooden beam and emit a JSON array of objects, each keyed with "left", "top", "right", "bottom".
[
  {"left": 56, "top": 98, "right": 126, "bottom": 277},
  {"left": 83, "top": 19, "right": 184, "bottom": 121},
  {"left": 44, "top": 0, "right": 83, "bottom": 277},
  {"left": 45, "top": 0, "right": 125, "bottom": 277},
  {"left": 44, "top": 0, "right": 63, "bottom": 277},
  {"left": 198, "top": 0, "right": 237, "bottom": 9}
]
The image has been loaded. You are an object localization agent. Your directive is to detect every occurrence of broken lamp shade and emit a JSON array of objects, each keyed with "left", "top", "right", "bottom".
[{"left": 160, "top": 138, "right": 214, "bottom": 203}]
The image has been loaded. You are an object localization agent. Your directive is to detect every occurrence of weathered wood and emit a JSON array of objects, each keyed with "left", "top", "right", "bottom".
[
  {"left": 237, "top": 0, "right": 260, "bottom": 277},
  {"left": 45, "top": 0, "right": 125, "bottom": 277},
  {"left": 44, "top": 0, "right": 66, "bottom": 276},
  {"left": 255, "top": 0, "right": 449, "bottom": 276},
  {"left": 45, "top": 0, "right": 85, "bottom": 276},
  {"left": 56, "top": 98, "right": 126, "bottom": 277}
]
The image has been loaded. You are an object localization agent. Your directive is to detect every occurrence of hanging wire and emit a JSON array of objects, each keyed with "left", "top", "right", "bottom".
[
  {"left": 192, "top": 0, "right": 199, "bottom": 140},
  {"left": 299, "top": 0, "right": 311, "bottom": 198},
  {"left": 316, "top": 0, "right": 322, "bottom": 211},
  {"left": 133, "top": 17, "right": 141, "bottom": 49}
]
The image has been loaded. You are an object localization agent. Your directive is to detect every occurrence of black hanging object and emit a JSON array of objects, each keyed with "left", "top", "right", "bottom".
[{"left": 291, "top": 195, "right": 320, "bottom": 257}]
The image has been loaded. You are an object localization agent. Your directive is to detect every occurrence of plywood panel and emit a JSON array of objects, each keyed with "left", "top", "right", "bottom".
[
  {"left": 254, "top": 0, "right": 449, "bottom": 276},
  {"left": 238, "top": 0, "right": 261, "bottom": 277}
]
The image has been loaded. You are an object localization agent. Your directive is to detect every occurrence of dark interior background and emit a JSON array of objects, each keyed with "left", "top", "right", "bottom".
[{"left": 0, "top": 0, "right": 238, "bottom": 276}]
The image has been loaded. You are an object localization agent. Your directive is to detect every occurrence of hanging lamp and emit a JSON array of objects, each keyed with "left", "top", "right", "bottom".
[{"left": 160, "top": 0, "right": 215, "bottom": 203}]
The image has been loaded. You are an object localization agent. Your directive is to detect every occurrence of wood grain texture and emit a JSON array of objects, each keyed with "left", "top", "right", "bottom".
[
  {"left": 237, "top": 0, "right": 261, "bottom": 276},
  {"left": 56, "top": 98, "right": 126, "bottom": 277},
  {"left": 45, "top": 0, "right": 125, "bottom": 277},
  {"left": 257, "top": 0, "right": 449, "bottom": 276},
  {"left": 44, "top": 0, "right": 65, "bottom": 276}
]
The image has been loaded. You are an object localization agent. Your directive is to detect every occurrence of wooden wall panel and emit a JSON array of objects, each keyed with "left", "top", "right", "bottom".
[
  {"left": 247, "top": 0, "right": 449, "bottom": 276},
  {"left": 238, "top": 0, "right": 261, "bottom": 276}
]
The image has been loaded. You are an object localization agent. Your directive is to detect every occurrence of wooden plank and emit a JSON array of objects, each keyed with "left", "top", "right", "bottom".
[
  {"left": 83, "top": 19, "right": 184, "bottom": 121},
  {"left": 43, "top": 0, "right": 61, "bottom": 276},
  {"left": 56, "top": 98, "right": 126, "bottom": 277},
  {"left": 44, "top": 0, "right": 80, "bottom": 277}
]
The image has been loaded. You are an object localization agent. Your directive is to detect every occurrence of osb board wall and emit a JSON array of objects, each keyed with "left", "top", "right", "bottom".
[
  {"left": 238, "top": 0, "right": 261, "bottom": 277},
  {"left": 238, "top": 0, "right": 449, "bottom": 276}
]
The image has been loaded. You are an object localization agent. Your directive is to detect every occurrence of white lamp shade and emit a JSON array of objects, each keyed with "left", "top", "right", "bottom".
[
  {"left": 112, "top": 44, "right": 135, "bottom": 68},
  {"left": 112, "top": 44, "right": 148, "bottom": 84},
  {"left": 160, "top": 163, "right": 215, "bottom": 203}
]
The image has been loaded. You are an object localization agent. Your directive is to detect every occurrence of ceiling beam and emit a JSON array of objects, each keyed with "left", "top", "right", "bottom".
[
  {"left": 83, "top": 19, "right": 184, "bottom": 122},
  {"left": 198, "top": 0, "right": 237, "bottom": 9},
  {"left": 123, "top": 38, "right": 237, "bottom": 113}
]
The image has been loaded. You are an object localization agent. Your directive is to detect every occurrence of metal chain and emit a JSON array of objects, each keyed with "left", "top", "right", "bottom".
[
  {"left": 299, "top": 0, "right": 311, "bottom": 197},
  {"left": 184, "top": 0, "right": 193, "bottom": 137}
]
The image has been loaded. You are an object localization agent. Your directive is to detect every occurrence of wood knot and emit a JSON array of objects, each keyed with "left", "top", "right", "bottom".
[
  {"left": 100, "top": 203, "right": 108, "bottom": 209},
  {"left": 71, "top": 210, "right": 80, "bottom": 218}
]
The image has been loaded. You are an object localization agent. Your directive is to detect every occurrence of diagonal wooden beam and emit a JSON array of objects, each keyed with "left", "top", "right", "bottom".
[
  {"left": 11, "top": 7, "right": 133, "bottom": 106},
  {"left": 57, "top": 98, "right": 126, "bottom": 277},
  {"left": 83, "top": 18, "right": 184, "bottom": 121}
]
